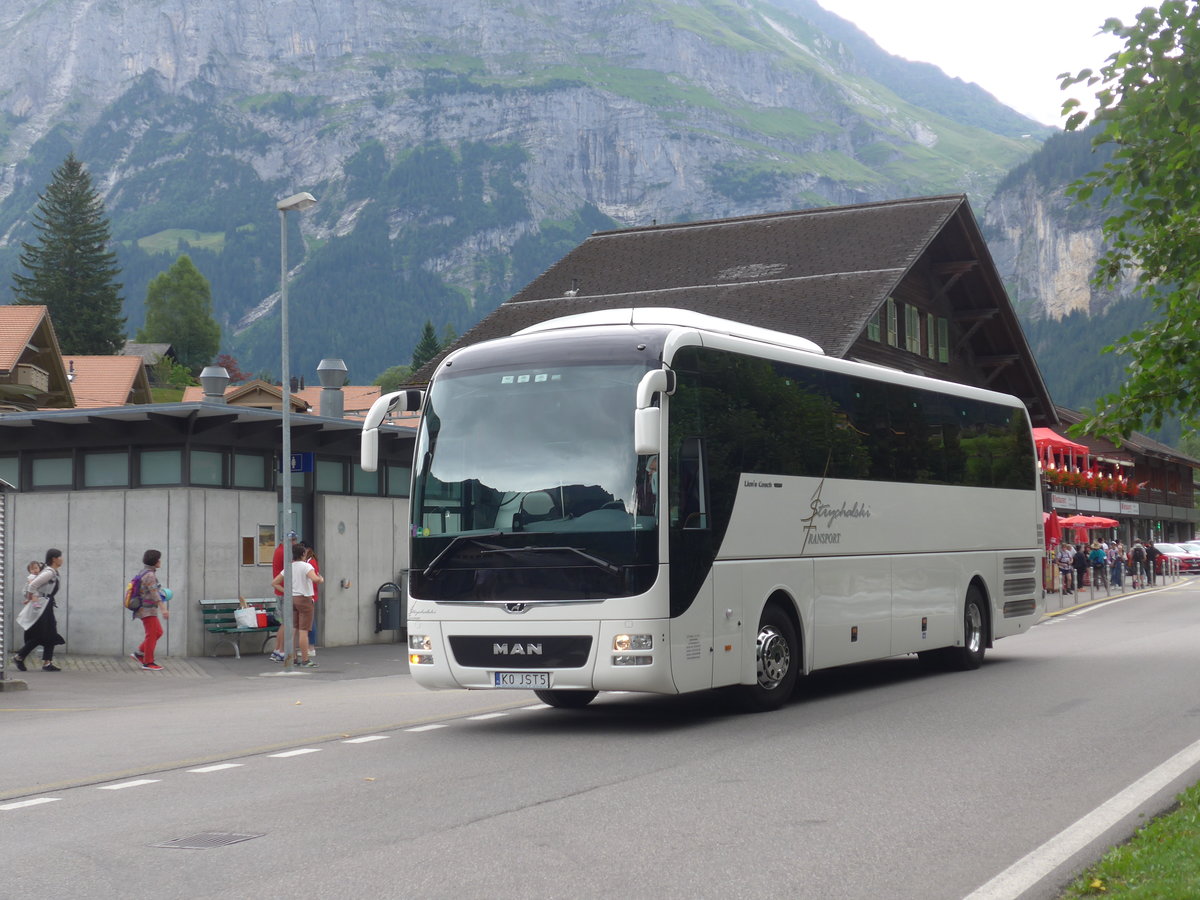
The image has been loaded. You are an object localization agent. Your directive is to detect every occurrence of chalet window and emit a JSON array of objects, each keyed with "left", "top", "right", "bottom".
[
  {"left": 316, "top": 459, "right": 345, "bottom": 493},
  {"left": 926, "top": 313, "right": 937, "bottom": 359},
  {"left": 387, "top": 464, "right": 412, "bottom": 497},
  {"left": 352, "top": 464, "right": 379, "bottom": 495},
  {"left": 139, "top": 450, "right": 182, "bottom": 485},
  {"left": 83, "top": 451, "right": 129, "bottom": 487},
  {"left": 866, "top": 309, "right": 881, "bottom": 342},
  {"left": 885, "top": 298, "right": 898, "bottom": 347},
  {"left": 189, "top": 449, "right": 225, "bottom": 486},
  {"left": 0, "top": 456, "right": 18, "bottom": 489},
  {"left": 233, "top": 452, "right": 268, "bottom": 489},
  {"left": 937, "top": 317, "right": 950, "bottom": 363},
  {"left": 31, "top": 455, "right": 72, "bottom": 489},
  {"left": 905, "top": 305, "right": 921, "bottom": 354}
]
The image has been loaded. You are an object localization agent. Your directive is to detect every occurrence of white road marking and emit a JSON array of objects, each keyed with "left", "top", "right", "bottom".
[
  {"left": 268, "top": 748, "right": 321, "bottom": 758},
  {"left": 188, "top": 763, "right": 244, "bottom": 773},
  {"left": 98, "top": 779, "right": 160, "bottom": 790},
  {"left": 964, "top": 736, "right": 1200, "bottom": 900},
  {"left": 467, "top": 713, "right": 508, "bottom": 720},
  {"left": 1, "top": 797, "right": 60, "bottom": 810},
  {"left": 405, "top": 723, "right": 446, "bottom": 733},
  {"left": 342, "top": 735, "right": 390, "bottom": 743}
]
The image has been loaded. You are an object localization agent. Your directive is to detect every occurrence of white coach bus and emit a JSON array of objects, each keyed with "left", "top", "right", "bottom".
[{"left": 362, "top": 308, "right": 1043, "bottom": 711}]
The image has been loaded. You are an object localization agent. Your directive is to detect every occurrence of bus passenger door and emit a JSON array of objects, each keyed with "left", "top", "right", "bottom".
[{"left": 668, "top": 436, "right": 716, "bottom": 692}]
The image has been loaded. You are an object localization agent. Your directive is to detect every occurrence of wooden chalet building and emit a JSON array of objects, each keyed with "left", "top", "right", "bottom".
[{"left": 419, "top": 194, "right": 1057, "bottom": 427}]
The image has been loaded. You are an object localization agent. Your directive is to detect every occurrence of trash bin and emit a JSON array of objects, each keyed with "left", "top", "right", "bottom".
[{"left": 375, "top": 581, "right": 404, "bottom": 635}]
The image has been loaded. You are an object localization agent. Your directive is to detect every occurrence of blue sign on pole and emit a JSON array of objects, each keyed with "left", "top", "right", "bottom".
[{"left": 288, "top": 451, "right": 314, "bottom": 473}]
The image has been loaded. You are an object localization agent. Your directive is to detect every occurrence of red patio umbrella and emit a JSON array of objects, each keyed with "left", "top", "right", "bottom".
[
  {"left": 1058, "top": 514, "right": 1119, "bottom": 543},
  {"left": 1043, "top": 511, "right": 1062, "bottom": 546}
]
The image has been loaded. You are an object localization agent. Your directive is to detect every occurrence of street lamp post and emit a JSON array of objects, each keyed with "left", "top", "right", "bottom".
[{"left": 277, "top": 191, "right": 316, "bottom": 667}]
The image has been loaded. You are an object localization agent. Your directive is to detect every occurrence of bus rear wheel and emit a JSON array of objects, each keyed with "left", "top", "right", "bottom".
[
  {"left": 920, "top": 586, "right": 987, "bottom": 671},
  {"left": 534, "top": 689, "right": 598, "bottom": 709},
  {"left": 738, "top": 605, "right": 799, "bottom": 712}
]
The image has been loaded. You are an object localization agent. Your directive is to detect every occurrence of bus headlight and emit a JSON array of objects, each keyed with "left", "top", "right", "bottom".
[
  {"left": 409, "top": 653, "right": 434, "bottom": 665},
  {"left": 613, "top": 633, "right": 653, "bottom": 651},
  {"left": 409, "top": 634, "right": 433, "bottom": 651},
  {"left": 613, "top": 655, "right": 652, "bottom": 666}
]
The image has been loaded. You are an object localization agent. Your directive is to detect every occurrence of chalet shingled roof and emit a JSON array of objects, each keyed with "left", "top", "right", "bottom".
[{"left": 415, "top": 194, "right": 1055, "bottom": 424}]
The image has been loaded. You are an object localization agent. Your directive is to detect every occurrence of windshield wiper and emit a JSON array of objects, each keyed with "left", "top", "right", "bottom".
[
  {"left": 422, "top": 532, "right": 504, "bottom": 577},
  {"left": 479, "top": 545, "right": 622, "bottom": 576}
]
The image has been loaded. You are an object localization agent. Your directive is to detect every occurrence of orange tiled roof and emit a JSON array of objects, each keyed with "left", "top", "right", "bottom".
[
  {"left": 181, "top": 381, "right": 387, "bottom": 420},
  {"left": 62, "top": 355, "right": 148, "bottom": 408},
  {"left": 0, "top": 305, "right": 49, "bottom": 372},
  {"left": 180, "top": 379, "right": 309, "bottom": 412},
  {"left": 294, "top": 384, "right": 383, "bottom": 418}
]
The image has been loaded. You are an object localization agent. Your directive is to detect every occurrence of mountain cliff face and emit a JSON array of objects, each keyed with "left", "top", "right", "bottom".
[
  {"left": 981, "top": 130, "right": 1135, "bottom": 320},
  {"left": 0, "top": 0, "right": 1048, "bottom": 378}
]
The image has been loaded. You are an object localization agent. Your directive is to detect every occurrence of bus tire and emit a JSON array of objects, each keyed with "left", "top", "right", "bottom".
[
  {"left": 534, "top": 689, "right": 598, "bottom": 709},
  {"left": 738, "top": 604, "right": 799, "bottom": 712},
  {"left": 952, "top": 586, "right": 988, "bottom": 670},
  {"left": 921, "top": 586, "right": 987, "bottom": 671}
]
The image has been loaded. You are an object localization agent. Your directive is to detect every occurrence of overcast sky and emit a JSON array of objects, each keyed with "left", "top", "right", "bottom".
[{"left": 814, "top": 0, "right": 1151, "bottom": 126}]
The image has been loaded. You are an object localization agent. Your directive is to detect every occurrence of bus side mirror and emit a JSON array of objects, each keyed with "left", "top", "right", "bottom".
[
  {"left": 361, "top": 389, "right": 423, "bottom": 472},
  {"left": 634, "top": 408, "right": 660, "bottom": 455},
  {"left": 633, "top": 368, "right": 675, "bottom": 455}
]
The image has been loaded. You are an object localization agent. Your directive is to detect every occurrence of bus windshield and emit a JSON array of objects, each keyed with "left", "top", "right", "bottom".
[{"left": 409, "top": 356, "right": 660, "bottom": 602}]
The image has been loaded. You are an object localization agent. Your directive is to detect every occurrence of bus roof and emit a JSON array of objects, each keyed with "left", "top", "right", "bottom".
[{"left": 515, "top": 307, "right": 826, "bottom": 356}]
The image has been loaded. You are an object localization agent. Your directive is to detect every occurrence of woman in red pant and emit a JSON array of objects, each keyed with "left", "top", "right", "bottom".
[{"left": 130, "top": 549, "right": 170, "bottom": 670}]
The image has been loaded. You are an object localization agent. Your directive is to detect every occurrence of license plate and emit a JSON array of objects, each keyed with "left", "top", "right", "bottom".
[{"left": 494, "top": 671, "right": 550, "bottom": 689}]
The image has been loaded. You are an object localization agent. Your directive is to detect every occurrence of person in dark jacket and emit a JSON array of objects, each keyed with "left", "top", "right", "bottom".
[
  {"left": 1072, "top": 544, "right": 1090, "bottom": 589},
  {"left": 1145, "top": 542, "right": 1161, "bottom": 584}
]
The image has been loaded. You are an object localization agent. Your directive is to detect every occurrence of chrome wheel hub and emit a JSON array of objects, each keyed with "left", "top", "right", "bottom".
[{"left": 755, "top": 625, "right": 791, "bottom": 690}]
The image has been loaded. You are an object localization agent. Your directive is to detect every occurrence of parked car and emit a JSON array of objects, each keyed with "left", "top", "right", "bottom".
[
  {"left": 1153, "top": 542, "right": 1200, "bottom": 574},
  {"left": 1178, "top": 540, "right": 1200, "bottom": 557}
]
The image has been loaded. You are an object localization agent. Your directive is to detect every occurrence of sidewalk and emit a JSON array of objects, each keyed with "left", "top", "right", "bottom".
[
  {"left": 0, "top": 640, "right": 412, "bottom": 695},
  {"left": 1041, "top": 572, "right": 1189, "bottom": 620}
]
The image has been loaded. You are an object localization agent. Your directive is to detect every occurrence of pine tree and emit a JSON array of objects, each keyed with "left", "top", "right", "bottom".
[
  {"left": 11, "top": 153, "right": 126, "bottom": 353},
  {"left": 411, "top": 320, "right": 443, "bottom": 370},
  {"left": 137, "top": 254, "right": 221, "bottom": 374}
]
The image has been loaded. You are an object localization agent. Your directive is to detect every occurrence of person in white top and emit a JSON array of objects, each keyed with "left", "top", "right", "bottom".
[{"left": 272, "top": 543, "right": 324, "bottom": 667}]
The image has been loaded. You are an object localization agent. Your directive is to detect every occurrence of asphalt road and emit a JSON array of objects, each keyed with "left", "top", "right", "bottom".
[{"left": 3, "top": 580, "right": 1200, "bottom": 900}]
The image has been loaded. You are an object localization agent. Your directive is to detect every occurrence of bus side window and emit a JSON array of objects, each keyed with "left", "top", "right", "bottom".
[{"left": 678, "top": 436, "right": 708, "bottom": 530}]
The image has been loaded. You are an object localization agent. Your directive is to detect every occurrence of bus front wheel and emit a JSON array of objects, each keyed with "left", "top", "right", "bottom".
[
  {"left": 738, "top": 605, "right": 800, "bottom": 712},
  {"left": 534, "top": 689, "right": 598, "bottom": 709}
]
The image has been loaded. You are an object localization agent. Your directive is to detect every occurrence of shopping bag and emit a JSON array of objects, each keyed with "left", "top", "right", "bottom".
[{"left": 233, "top": 605, "right": 258, "bottom": 629}]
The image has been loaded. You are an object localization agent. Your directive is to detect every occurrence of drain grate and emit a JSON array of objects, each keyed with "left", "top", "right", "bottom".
[{"left": 150, "top": 832, "right": 265, "bottom": 850}]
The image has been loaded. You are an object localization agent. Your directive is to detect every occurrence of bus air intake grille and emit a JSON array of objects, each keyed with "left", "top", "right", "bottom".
[
  {"left": 1003, "top": 577, "right": 1037, "bottom": 597},
  {"left": 1003, "top": 599, "right": 1038, "bottom": 618},
  {"left": 1003, "top": 557, "right": 1036, "bottom": 574},
  {"left": 448, "top": 635, "right": 593, "bottom": 669}
]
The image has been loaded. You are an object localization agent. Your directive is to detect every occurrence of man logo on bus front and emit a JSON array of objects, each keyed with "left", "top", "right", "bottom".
[{"left": 505, "top": 602, "right": 529, "bottom": 613}]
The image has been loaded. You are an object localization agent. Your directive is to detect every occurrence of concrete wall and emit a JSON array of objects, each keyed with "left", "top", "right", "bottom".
[
  {"left": 315, "top": 494, "right": 409, "bottom": 646},
  {"left": 5, "top": 488, "right": 407, "bottom": 658}
]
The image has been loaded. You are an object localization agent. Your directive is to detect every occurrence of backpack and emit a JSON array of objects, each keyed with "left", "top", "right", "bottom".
[{"left": 123, "top": 573, "right": 143, "bottom": 611}]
